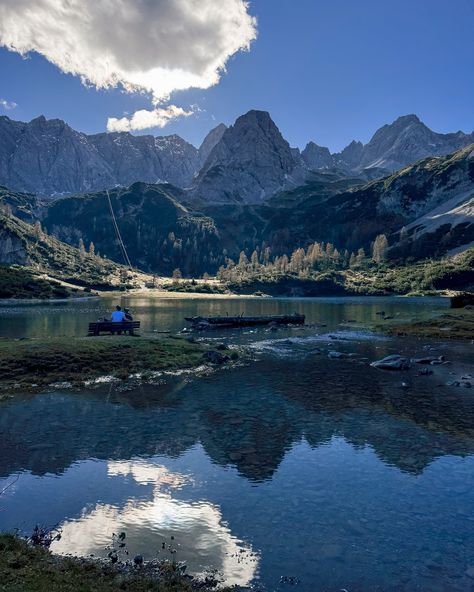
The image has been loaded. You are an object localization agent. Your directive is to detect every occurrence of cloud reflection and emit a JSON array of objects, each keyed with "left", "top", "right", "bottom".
[{"left": 52, "top": 460, "right": 258, "bottom": 587}]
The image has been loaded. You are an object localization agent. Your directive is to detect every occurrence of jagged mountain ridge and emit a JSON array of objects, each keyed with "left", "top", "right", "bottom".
[
  {"left": 1, "top": 111, "right": 473, "bottom": 203},
  {"left": 0, "top": 115, "right": 227, "bottom": 196},
  {"left": 304, "top": 114, "right": 474, "bottom": 174},
  {"left": 2, "top": 144, "right": 472, "bottom": 274}
]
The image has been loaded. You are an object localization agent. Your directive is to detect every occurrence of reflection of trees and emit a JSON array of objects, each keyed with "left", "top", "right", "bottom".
[{"left": 1, "top": 353, "right": 474, "bottom": 481}]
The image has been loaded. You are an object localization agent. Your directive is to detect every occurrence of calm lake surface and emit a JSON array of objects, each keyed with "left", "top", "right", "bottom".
[{"left": 1, "top": 296, "right": 474, "bottom": 591}]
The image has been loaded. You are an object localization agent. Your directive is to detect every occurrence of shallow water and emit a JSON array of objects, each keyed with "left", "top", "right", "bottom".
[{"left": 1, "top": 296, "right": 474, "bottom": 591}]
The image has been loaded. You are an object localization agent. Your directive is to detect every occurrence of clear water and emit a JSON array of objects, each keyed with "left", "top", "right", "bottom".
[{"left": 1, "top": 296, "right": 474, "bottom": 591}]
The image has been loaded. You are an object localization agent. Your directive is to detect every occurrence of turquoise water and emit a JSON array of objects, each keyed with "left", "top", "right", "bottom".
[{"left": 1, "top": 296, "right": 474, "bottom": 591}]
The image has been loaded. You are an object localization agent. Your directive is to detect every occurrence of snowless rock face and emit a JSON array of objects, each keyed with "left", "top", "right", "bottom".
[
  {"left": 0, "top": 224, "right": 28, "bottom": 265},
  {"left": 197, "top": 123, "right": 227, "bottom": 169},
  {"left": 301, "top": 142, "right": 334, "bottom": 169},
  {"left": 302, "top": 115, "right": 474, "bottom": 175},
  {"left": 354, "top": 115, "right": 474, "bottom": 172},
  {"left": 0, "top": 115, "right": 199, "bottom": 196},
  {"left": 193, "top": 110, "right": 302, "bottom": 204}
]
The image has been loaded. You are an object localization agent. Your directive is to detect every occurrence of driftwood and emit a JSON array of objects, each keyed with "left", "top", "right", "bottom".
[{"left": 185, "top": 314, "right": 305, "bottom": 329}]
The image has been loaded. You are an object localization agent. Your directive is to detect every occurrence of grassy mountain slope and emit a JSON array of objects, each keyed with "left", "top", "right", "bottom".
[
  {"left": 0, "top": 209, "right": 129, "bottom": 290},
  {"left": 42, "top": 182, "right": 223, "bottom": 276}
]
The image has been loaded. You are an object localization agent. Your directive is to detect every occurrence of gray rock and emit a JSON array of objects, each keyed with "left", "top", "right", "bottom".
[
  {"left": 413, "top": 356, "right": 444, "bottom": 364},
  {"left": 328, "top": 351, "right": 349, "bottom": 359},
  {"left": 370, "top": 355, "right": 411, "bottom": 370}
]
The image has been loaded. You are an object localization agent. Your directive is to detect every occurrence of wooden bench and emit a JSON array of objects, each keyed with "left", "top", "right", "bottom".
[{"left": 88, "top": 321, "right": 140, "bottom": 336}]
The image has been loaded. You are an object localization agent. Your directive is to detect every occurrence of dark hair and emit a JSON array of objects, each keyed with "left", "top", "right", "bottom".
[{"left": 116, "top": 305, "right": 121, "bottom": 310}]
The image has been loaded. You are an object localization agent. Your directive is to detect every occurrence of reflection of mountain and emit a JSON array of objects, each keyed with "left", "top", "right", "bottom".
[{"left": 1, "top": 348, "right": 474, "bottom": 481}]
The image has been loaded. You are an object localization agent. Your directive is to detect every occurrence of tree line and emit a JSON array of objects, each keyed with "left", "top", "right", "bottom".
[{"left": 215, "top": 235, "right": 389, "bottom": 282}]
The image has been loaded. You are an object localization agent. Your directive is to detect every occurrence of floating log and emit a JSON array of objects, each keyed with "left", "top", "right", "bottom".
[
  {"left": 450, "top": 292, "right": 474, "bottom": 308},
  {"left": 185, "top": 314, "right": 305, "bottom": 328}
]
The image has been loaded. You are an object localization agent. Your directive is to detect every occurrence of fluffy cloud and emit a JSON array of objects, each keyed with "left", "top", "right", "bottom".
[
  {"left": 0, "top": 0, "right": 257, "bottom": 130},
  {"left": 107, "top": 105, "right": 193, "bottom": 132},
  {"left": 0, "top": 98, "right": 17, "bottom": 110}
]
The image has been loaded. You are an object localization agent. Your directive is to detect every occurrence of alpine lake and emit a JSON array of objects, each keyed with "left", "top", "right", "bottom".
[{"left": 1, "top": 295, "right": 473, "bottom": 592}]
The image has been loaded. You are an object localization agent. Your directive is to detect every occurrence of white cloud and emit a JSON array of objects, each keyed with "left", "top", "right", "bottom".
[
  {"left": 107, "top": 104, "right": 193, "bottom": 132},
  {"left": 0, "top": 98, "right": 17, "bottom": 110},
  {"left": 0, "top": 0, "right": 257, "bottom": 130}
]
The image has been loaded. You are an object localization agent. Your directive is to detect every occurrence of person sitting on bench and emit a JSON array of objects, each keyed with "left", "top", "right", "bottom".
[
  {"left": 124, "top": 307, "right": 133, "bottom": 321},
  {"left": 111, "top": 305, "right": 126, "bottom": 322}
]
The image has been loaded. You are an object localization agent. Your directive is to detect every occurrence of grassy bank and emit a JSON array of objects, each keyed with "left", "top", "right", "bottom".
[
  {"left": 377, "top": 309, "right": 474, "bottom": 340},
  {"left": 0, "top": 335, "right": 215, "bottom": 390},
  {"left": 0, "top": 534, "right": 229, "bottom": 592}
]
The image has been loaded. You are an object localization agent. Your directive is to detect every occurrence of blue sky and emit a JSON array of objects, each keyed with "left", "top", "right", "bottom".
[{"left": 1, "top": 0, "right": 473, "bottom": 152}]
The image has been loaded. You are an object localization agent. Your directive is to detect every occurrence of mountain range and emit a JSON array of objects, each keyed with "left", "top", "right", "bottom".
[
  {"left": 1, "top": 111, "right": 473, "bottom": 203},
  {"left": 0, "top": 109, "right": 473, "bottom": 280}
]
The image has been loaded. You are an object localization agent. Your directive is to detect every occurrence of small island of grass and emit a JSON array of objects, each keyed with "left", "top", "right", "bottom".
[{"left": 0, "top": 335, "right": 223, "bottom": 391}]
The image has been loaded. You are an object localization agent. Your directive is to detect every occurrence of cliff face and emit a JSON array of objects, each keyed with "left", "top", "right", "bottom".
[{"left": 0, "top": 223, "right": 29, "bottom": 265}]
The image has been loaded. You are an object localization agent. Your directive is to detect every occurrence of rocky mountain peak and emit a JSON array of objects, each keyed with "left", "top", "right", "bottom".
[
  {"left": 193, "top": 110, "right": 298, "bottom": 203},
  {"left": 301, "top": 141, "right": 334, "bottom": 169}
]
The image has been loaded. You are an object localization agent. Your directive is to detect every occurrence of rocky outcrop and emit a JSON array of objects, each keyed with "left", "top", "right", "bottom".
[
  {"left": 197, "top": 123, "right": 227, "bottom": 168},
  {"left": 301, "top": 141, "right": 334, "bottom": 169},
  {"left": 0, "top": 223, "right": 28, "bottom": 265}
]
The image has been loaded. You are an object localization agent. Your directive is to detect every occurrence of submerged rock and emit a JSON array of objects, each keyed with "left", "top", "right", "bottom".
[
  {"left": 370, "top": 355, "right": 411, "bottom": 371},
  {"left": 413, "top": 355, "right": 445, "bottom": 364},
  {"left": 328, "top": 350, "right": 350, "bottom": 359},
  {"left": 202, "top": 350, "right": 230, "bottom": 365}
]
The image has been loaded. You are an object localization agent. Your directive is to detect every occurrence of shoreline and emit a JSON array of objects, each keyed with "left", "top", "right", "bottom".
[
  {"left": 0, "top": 335, "right": 238, "bottom": 394},
  {"left": 0, "top": 534, "right": 231, "bottom": 592}
]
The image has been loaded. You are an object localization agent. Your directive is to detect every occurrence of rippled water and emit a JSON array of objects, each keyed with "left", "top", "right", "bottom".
[{"left": 1, "top": 296, "right": 474, "bottom": 591}]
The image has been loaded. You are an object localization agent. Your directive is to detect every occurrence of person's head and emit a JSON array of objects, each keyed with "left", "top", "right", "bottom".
[
  {"left": 124, "top": 308, "right": 129, "bottom": 313},
  {"left": 116, "top": 305, "right": 121, "bottom": 311}
]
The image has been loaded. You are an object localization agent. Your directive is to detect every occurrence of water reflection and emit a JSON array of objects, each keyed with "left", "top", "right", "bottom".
[
  {"left": 1, "top": 296, "right": 474, "bottom": 590},
  {"left": 52, "top": 459, "right": 258, "bottom": 586},
  {"left": 1, "top": 342, "right": 473, "bottom": 482},
  {"left": 0, "top": 294, "right": 448, "bottom": 338}
]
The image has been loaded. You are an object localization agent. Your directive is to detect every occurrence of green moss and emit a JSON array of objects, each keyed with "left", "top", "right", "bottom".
[
  {"left": 0, "top": 534, "right": 229, "bottom": 592},
  {"left": 0, "top": 336, "right": 210, "bottom": 389}
]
